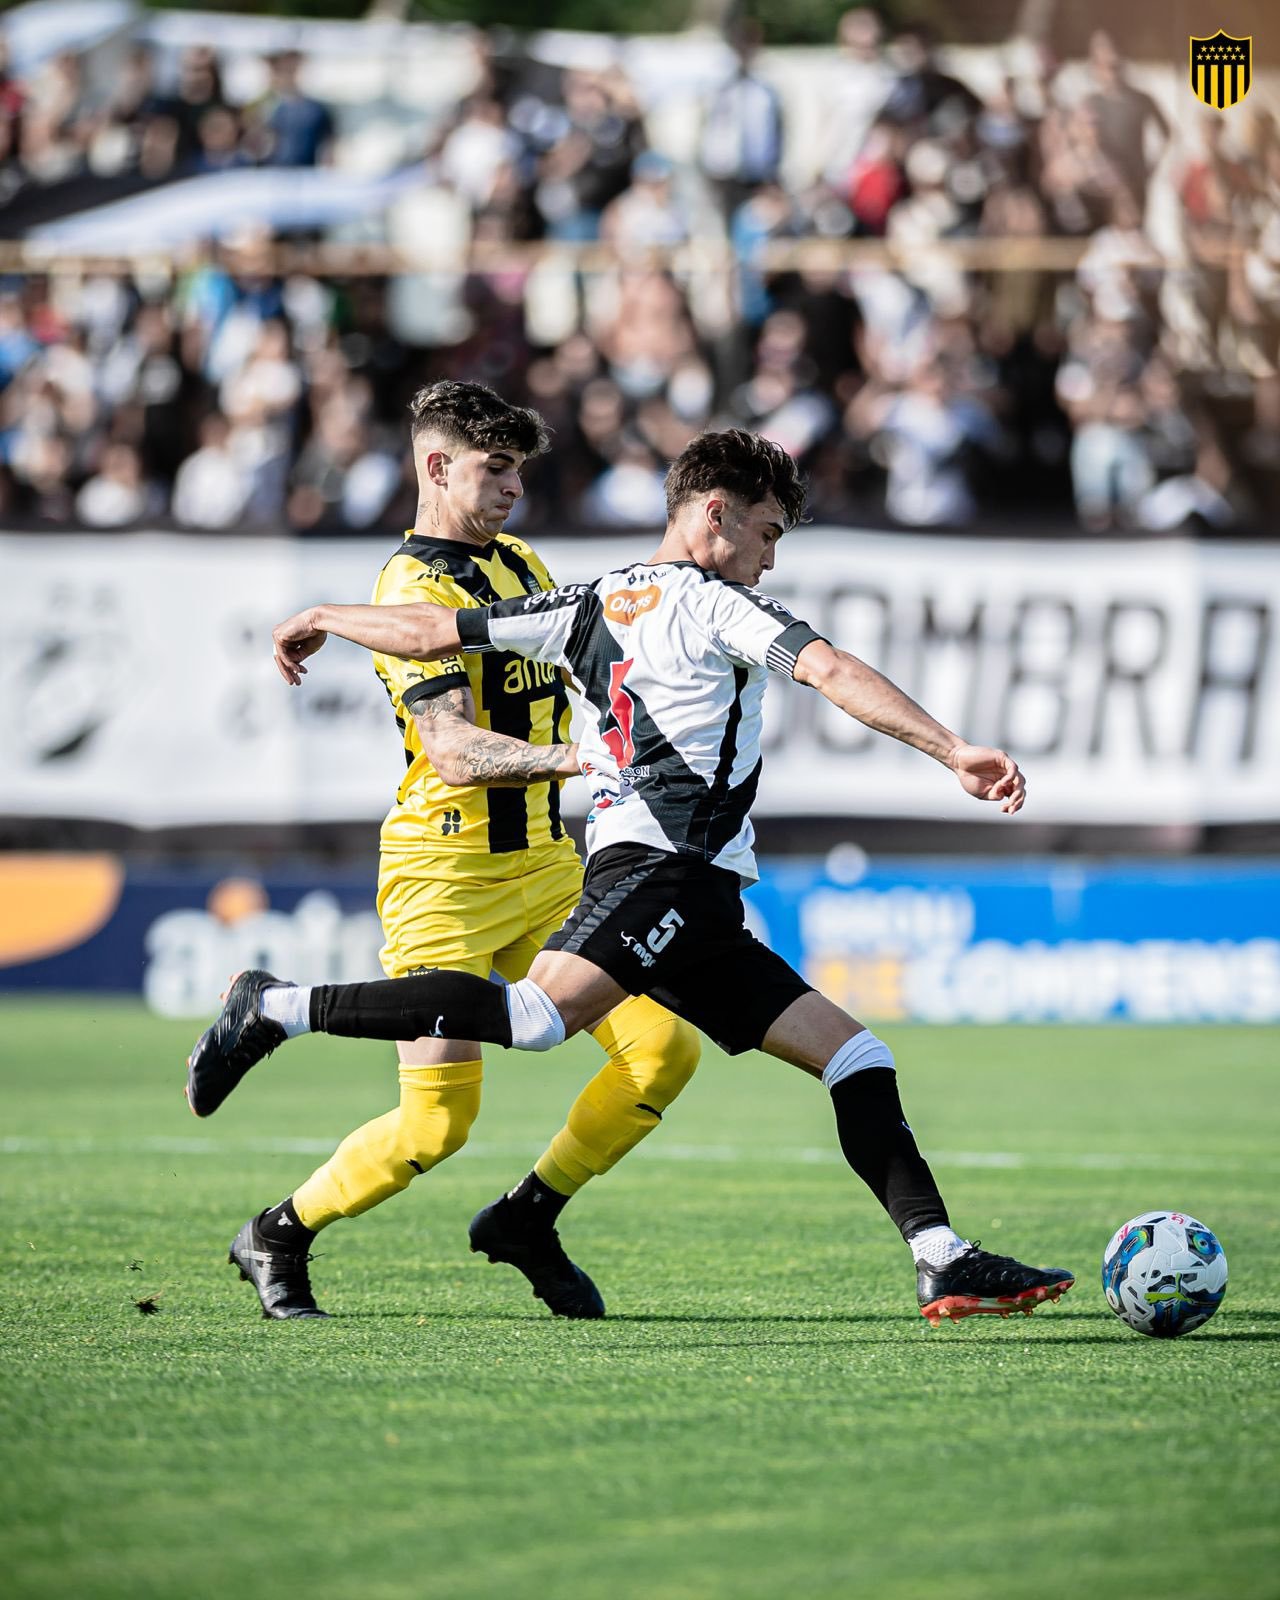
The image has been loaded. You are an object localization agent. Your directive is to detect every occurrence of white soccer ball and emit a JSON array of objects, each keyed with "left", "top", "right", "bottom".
[{"left": 1101, "top": 1211, "right": 1227, "bottom": 1338}]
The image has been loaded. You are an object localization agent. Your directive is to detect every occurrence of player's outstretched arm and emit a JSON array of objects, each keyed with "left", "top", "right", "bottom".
[
  {"left": 272, "top": 602, "right": 464, "bottom": 685},
  {"left": 413, "top": 687, "right": 579, "bottom": 788},
  {"left": 792, "top": 640, "right": 1026, "bottom": 814}
]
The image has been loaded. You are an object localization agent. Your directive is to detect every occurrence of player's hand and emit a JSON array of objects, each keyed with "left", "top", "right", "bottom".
[
  {"left": 557, "top": 742, "right": 581, "bottom": 778},
  {"left": 948, "top": 743, "right": 1026, "bottom": 814},
  {"left": 272, "top": 608, "right": 328, "bottom": 685}
]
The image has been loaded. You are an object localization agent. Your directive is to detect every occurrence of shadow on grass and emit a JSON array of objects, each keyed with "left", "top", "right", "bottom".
[
  {"left": 339, "top": 1309, "right": 899, "bottom": 1325},
  {"left": 979, "top": 1330, "right": 1280, "bottom": 1346}
]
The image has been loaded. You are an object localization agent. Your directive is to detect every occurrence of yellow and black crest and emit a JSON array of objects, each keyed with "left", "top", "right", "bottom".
[{"left": 1190, "top": 31, "right": 1252, "bottom": 110}]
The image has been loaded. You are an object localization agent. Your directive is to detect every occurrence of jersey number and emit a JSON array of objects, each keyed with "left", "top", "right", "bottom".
[
  {"left": 647, "top": 909, "right": 684, "bottom": 953},
  {"left": 601, "top": 659, "right": 636, "bottom": 769}
]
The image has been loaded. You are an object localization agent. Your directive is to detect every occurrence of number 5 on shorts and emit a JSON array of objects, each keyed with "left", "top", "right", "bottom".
[{"left": 647, "top": 909, "right": 684, "bottom": 954}]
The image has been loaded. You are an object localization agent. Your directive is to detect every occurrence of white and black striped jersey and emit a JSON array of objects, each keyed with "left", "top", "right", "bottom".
[{"left": 455, "top": 560, "right": 826, "bottom": 881}]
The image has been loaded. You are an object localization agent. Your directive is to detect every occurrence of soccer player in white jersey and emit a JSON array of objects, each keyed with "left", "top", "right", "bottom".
[{"left": 195, "top": 430, "right": 1075, "bottom": 1325}]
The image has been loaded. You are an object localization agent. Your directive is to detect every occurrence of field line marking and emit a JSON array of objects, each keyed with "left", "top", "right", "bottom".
[{"left": 0, "top": 1135, "right": 1274, "bottom": 1173}]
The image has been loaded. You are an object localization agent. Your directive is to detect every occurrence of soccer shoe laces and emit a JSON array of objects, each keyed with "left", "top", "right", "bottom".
[{"left": 949, "top": 1243, "right": 1047, "bottom": 1287}]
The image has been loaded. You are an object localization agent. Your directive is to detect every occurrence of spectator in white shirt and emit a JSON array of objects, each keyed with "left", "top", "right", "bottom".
[
  {"left": 699, "top": 22, "right": 784, "bottom": 224},
  {"left": 76, "top": 442, "right": 161, "bottom": 527},
  {"left": 172, "top": 412, "right": 252, "bottom": 529}
]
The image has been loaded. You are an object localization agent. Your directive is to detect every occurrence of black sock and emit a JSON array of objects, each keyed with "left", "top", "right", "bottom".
[
  {"left": 257, "top": 1196, "right": 315, "bottom": 1250},
  {"left": 829, "top": 1068, "right": 949, "bottom": 1243},
  {"left": 504, "top": 1171, "right": 570, "bottom": 1230},
  {"left": 310, "top": 971, "right": 513, "bottom": 1046}
]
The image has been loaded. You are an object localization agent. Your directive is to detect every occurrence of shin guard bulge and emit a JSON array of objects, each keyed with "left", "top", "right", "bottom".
[
  {"left": 535, "top": 997, "right": 700, "bottom": 1196},
  {"left": 292, "top": 1061, "right": 483, "bottom": 1230}
]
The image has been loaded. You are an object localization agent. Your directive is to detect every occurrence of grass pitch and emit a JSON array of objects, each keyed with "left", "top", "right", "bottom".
[{"left": 2, "top": 1000, "right": 1276, "bottom": 1600}]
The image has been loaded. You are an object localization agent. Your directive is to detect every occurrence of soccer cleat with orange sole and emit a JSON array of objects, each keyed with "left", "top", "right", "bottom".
[{"left": 917, "top": 1243, "right": 1074, "bottom": 1327}]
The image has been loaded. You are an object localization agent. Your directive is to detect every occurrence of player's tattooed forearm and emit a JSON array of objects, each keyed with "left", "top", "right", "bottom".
[
  {"left": 413, "top": 687, "right": 472, "bottom": 722},
  {"left": 411, "top": 690, "right": 566, "bottom": 784},
  {"left": 453, "top": 730, "right": 566, "bottom": 783}
]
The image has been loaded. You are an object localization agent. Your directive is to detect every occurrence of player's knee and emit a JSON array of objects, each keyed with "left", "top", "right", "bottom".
[
  {"left": 505, "top": 977, "right": 567, "bottom": 1051},
  {"left": 635, "top": 1015, "right": 701, "bottom": 1107},
  {"left": 398, "top": 1085, "right": 480, "bottom": 1171}
]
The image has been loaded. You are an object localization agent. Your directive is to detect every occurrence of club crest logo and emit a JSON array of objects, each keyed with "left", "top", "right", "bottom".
[{"left": 1190, "top": 31, "right": 1251, "bottom": 110}]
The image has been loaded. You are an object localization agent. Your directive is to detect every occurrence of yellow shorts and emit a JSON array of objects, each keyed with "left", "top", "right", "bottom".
[{"left": 377, "top": 838, "right": 584, "bottom": 983}]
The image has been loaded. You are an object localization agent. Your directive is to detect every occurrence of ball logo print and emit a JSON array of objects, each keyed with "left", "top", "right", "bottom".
[{"left": 1101, "top": 1211, "right": 1228, "bottom": 1338}]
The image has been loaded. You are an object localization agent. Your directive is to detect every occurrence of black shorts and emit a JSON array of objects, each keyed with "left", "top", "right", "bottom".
[{"left": 543, "top": 844, "right": 813, "bottom": 1055}]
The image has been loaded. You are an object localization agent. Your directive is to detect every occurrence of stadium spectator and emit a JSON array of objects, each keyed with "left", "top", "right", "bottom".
[
  {"left": 534, "top": 69, "right": 646, "bottom": 241},
  {"left": 698, "top": 21, "right": 785, "bottom": 224},
  {"left": 439, "top": 96, "right": 522, "bottom": 212},
  {"left": 171, "top": 411, "right": 253, "bottom": 530},
  {"left": 600, "top": 153, "right": 690, "bottom": 251},
  {"left": 75, "top": 441, "right": 161, "bottom": 527},
  {"left": 251, "top": 50, "right": 333, "bottom": 168},
  {"left": 880, "top": 24, "right": 981, "bottom": 136},
  {"left": 1038, "top": 100, "right": 1126, "bottom": 235},
  {"left": 849, "top": 354, "right": 1007, "bottom": 527},
  {"left": 818, "top": 8, "right": 894, "bottom": 193},
  {"left": 165, "top": 46, "right": 229, "bottom": 173},
  {"left": 844, "top": 118, "right": 907, "bottom": 236},
  {"left": 1083, "top": 31, "right": 1169, "bottom": 215},
  {"left": 0, "top": 292, "right": 38, "bottom": 388},
  {"left": 578, "top": 433, "right": 670, "bottom": 525},
  {"left": 193, "top": 106, "right": 250, "bottom": 176}
]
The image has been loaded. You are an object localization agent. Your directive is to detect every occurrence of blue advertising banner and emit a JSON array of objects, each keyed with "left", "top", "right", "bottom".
[{"left": 1, "top": 854, "right": 1276, "bottom": 1024}]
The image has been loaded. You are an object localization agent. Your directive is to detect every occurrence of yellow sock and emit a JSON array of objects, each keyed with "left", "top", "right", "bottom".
[
  {"left": 534, "top": 998, "right": 700, "bottom": 1197},
  {"left": 293, "top": 1060, "right": 483, "bottom": 1231}
]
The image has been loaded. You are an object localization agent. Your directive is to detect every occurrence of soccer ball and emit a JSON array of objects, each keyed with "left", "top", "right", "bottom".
[{"left": 1101, "top": 1211, "right": 1227, "bottom": 1338}]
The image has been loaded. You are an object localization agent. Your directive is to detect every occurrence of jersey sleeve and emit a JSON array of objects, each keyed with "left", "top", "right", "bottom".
[
  {"left": 455, "top": 583, "right": 592, "bottom": 669},
  {"left": 377, "top": 572, "right": 472, "bottom": 714},
  {"left": 699, "top": 583, "right": 827, "bottom": 678}
]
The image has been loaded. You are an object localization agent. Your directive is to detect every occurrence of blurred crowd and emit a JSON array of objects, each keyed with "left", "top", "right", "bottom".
[{"left": 1, "top": 13, "right": 1279, "bottom": 534}]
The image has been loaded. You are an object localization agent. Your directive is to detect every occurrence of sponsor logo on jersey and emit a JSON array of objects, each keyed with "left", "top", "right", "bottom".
[
  {"left": 502, "top": 657, "right": 560, "bottom": 694},
  {"left": 520, "top": 583, "right": 590, "bottom": 612},
  {"left": 619, "top": 932, "right": 657, "bottom": 968},
  {"left": 604, "top": 585, "right": 662, "bottom": 625}
]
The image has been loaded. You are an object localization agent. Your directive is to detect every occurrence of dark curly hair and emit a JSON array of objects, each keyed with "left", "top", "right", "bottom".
[
  {"left": 408, "top": 380, "right": 550, "bottom": 458},
  {"left": 664, "top": 429, "right": 807, "bottom": 530}
]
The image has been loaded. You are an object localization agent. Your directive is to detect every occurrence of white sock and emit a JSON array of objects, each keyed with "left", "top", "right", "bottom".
[
  {"left": 821, "top": 1029, "right": 895, "bottom": 1088},
  {"left": 908, "top": 1225, "right": 970, "bottom": 1268},
  {"left": 503, "top": 977, "right": 566, "bottom": 1052},
  {"left": 260, "top": 984, "right": 313, "bottom": 1038}
]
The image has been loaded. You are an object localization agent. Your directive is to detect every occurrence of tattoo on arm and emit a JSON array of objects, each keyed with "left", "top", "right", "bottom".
[
  {"left": 411, "top": 689, "right": 575, "bottom": 787},
  {"left": 413, "top": 687, "right": 475, "bottom": 724}
]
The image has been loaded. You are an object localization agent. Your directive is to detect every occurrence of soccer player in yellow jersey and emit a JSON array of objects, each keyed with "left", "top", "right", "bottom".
[{"left": 187, "top": 381, "right": 700, "bottom": 1320}]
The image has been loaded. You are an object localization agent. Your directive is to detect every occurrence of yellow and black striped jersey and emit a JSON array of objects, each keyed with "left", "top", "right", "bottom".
[{"left": 373, "top": 531, "right": 574, "bottom": 858}]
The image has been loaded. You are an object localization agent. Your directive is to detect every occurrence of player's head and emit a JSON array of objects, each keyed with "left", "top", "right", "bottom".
[
  {"left": 408, "top": 380, "right": 550, "bottom": 540},
  {"left": 663, "top": 429, "right": 806, "bottom": 586}
]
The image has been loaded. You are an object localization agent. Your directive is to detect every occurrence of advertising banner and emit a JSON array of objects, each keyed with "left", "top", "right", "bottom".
[
  {"left": 1, "top": 853, "right": 1275, "bottom": 1025},
  {"left": 2, "top": 531, "right": 1277, "bottom": 825}
]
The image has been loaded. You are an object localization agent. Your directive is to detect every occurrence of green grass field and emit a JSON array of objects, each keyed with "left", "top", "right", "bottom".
[{"left": 2, "top": 1000, "right": 1276, "bottom": 1600}]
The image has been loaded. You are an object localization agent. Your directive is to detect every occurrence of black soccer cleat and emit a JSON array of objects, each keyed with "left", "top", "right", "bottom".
[
  {"left": 918, "top": 1243, "right": 1075, "bottom": 1327},
  {"left": 468, "top": 1196, "right": 605, "bottom": 1319},
  {"left": 228, "top": 1215, "right": 330, "bottom": 1320},
  {"left": 186, "top": 969, "right": 288, "bottom": 1117}
]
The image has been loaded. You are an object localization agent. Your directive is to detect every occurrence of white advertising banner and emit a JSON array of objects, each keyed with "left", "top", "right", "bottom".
[{"left": 1, "top": 530, "right": 1277, "bottom": 826}]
